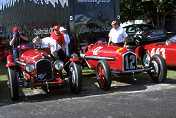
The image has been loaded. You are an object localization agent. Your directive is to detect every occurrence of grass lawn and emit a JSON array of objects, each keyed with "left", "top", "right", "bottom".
[{"left": 0, "top": 62, "right": 10, "bottom": 101}]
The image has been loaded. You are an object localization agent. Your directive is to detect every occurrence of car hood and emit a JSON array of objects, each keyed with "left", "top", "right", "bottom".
[
  {"left": 20, "top": 49, "right": 51, "bottom": 63},
  {"left": 84, "top": 43, "right": 131, "bottom": 58}
]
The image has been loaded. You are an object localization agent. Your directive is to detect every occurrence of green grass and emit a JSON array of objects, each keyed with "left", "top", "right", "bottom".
[
  {"left": 167, "top": 69, "right": 176, "bottom": 79},
  {"left": 0, "top": 62, "right": 9, "bottom": 101},
  {"left": 82, "top": 68, "right": 97, "bottom": 86}
]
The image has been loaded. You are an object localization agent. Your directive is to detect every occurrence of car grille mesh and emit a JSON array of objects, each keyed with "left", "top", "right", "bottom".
[{"left": 36, "top": 59, "right": 52, "bottom": 81}]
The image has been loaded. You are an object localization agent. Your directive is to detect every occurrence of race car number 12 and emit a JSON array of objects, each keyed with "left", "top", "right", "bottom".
[{"left": 125, "top": 54, "right": 136, "bottom": 70}]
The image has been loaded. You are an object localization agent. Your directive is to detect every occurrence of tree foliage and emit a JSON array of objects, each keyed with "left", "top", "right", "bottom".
[{"left": 120, "top": 0, "right": 176, "bottom": 28}]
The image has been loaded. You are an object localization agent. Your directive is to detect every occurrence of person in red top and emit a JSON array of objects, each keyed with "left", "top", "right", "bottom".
[
  {"left": 50, "top": 25, "right": 69, "bottom": 75},
  {"left": 50, "top": 25, "right": 66, "bottom": 52},
  {"left": 50, "top": 25, "right": 68, "bottom": 65}
]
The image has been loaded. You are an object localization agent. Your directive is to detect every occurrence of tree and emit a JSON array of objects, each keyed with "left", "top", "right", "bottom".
[
  {"left": 120, "top": 0, "right": 176, "bottom": 29},
  {"left": 142, "top": 0, "right": 176, "bottom": 29}
]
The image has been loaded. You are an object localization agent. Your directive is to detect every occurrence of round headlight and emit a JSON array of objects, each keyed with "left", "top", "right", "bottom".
[
  {"left": 25, "top": 63, "right": 35, "bottom": 73},
  {"left": 54, "top": 60, "right": 64, "bottom": 70}
]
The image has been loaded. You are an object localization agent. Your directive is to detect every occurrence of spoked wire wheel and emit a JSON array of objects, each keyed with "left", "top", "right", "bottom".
[{"left": 96, "top": 60, "right": 112, "bottom": 90}]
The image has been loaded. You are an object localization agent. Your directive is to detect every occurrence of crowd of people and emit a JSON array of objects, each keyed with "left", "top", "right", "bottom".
[
  {"left": 10, "top": 25, "right": 71, "bottom": 62},
  {"left": 9, "top": 20, "right": 127, "bottom": 62}
]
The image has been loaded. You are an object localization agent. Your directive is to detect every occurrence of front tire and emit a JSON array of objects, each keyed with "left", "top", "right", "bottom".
[
  {"left": 69, "top": 62, "right": 82, "bottom": 94},
  {"left": 7, "top": 66, "right": 19, "bottom": 101},
  {"left": 96, "top": 60, "right": 112, "bottom": 90},
  {"left": 149, "top": 54, "right": 167, "bottom": 83},
  {"left": 141, "top": 50, "right": 151, "bottom": 67}
]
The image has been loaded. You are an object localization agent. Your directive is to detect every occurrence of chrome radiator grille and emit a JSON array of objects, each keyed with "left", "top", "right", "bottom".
[
  {"left": 36, "top": 59, "right": 53, "bottom": 81},
  {"left": 123, "top": 52, "right": 137, "bottom": 71}
]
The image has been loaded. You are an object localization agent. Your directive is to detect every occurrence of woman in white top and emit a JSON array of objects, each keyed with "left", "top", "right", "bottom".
[{"left": 60, "top": 27, "right": 70, "bottom": 56}]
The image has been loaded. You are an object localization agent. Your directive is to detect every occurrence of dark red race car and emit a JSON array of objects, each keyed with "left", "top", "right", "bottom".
[
  {"left": 0, "top": 40, "right": 12, "bottom": 62},
  {"left": 6, "top": 40, "right": 82, "bottom": 101},
  {"left": 135, "top": 35, "right": 176, "bottom": 67},
  {"left": 73, "top": 39, "right": 167, "bottom": 90}
]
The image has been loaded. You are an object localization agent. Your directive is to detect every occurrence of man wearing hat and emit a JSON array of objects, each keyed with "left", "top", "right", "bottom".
[
  {"left": 108, "top": 21, "right": 128, "bottom": 47},
  {"left": 50, "top": 25, "right": 66, "bottom": 52},
  {"left": 9, "top": 27, "right": 28, "bottom": 61},
  {"left": 50, "top": 25, "right": 67, "bottom": 61},
  {"left": 60, "top": 26, "right": 70, "bottom": 57},
  {"left": 50, "top": 25, "right": 68, "bottom": 74}
]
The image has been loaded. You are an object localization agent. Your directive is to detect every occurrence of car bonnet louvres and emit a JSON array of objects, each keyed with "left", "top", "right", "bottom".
[
  {"left": 123, "top": 51, "right": 137, "bottom": 71},
  {"left": 35, "top": 59, "right": 53, "bottom": 81}
]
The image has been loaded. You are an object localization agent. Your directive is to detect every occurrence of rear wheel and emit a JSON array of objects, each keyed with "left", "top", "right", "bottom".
[
  {"left": 7, "top": 66, "right": 19, "bottom": 101},
  {"left": 96, "top": 60, "right": 112, "bottom": 90},
  {"left": 69, "top": 62, "right": 82, "bottom": 94},
  {"left": 149, "top": 54, "right": 167, "bottom": 83}
]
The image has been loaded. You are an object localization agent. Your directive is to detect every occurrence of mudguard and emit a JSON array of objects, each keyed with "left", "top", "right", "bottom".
[{"left": 6, "top": 55, "right": 16, "bottom": 67}]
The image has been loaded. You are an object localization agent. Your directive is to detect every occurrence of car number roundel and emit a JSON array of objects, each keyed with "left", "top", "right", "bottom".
[{"left": 93, "top": 46, "right": 103, "bottom": 55}]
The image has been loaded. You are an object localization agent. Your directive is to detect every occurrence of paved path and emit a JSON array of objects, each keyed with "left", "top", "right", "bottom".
[{"left": 0, "top": 86, "right": 176, "bottom": 118}]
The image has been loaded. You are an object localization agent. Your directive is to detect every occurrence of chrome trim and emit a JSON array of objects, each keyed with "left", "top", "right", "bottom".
[
  {"left": 35, "top": 59, "right": 53, "bottom": 81},
  {"left": 54, "top": 60, "right": 64, "bottom": 70},
  {"left": 80, "top": 54, "right": 116, "bottom": 61},
  {"left": 16, "top": 60, "right": 26, "bottom": 66},
  {"left": 122, "top": 51, "right": 137, "bottom": 71},
  {"left": 25, "top": 63, "right": 35, "bottom": 73},
  {"left": 112, "top": 67, "right": 152, "bottom": 74}
]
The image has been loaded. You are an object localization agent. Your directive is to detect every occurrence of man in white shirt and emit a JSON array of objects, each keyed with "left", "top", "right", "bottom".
[
  {"left": 59, "top": 27, "right": 70, "bottom": 56},
  {"left": 41, "top": 37, "right": 61, "bottom": 53},
  {"left": 33, "top": 37, "right": 61, "bottom": 60},
  {"left": 108, "top": 21, "right": 128, "bottom": 47}
]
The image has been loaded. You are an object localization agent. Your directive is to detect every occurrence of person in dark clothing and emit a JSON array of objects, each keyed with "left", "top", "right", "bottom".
[{"left": 9, "top": 27, "right": 28, "bottom": 61}]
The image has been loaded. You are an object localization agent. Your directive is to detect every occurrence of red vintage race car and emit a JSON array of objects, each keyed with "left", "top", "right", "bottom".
[
  {"left": 75, "top": 39, "right": 167, "bottom": 90},
  {"left": 135, "top": 35, "right": 176, "bottom": 67},
  {"left": 6, "top": 40, "right": 82, "bottom": 101}
]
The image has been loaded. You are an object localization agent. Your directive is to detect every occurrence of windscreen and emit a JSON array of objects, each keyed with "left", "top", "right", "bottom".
[{"left": 166, "top": 35, "right": 176, "bottom": 45}]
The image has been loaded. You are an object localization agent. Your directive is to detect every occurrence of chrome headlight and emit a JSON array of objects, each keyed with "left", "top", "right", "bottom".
[
  {"left": 25, "top": 63, "right": 35, "bottom": 73},
  {"left": 54, "top": 60, "right": 64, "bottom": 70}
]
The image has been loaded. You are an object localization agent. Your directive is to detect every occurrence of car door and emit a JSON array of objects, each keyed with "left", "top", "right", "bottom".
[
  {"left": 149, "top": 43, "right": 176, "bottom": 66},
  {"left": 164, "top": 44, "right": 176, "bottom": 66}
]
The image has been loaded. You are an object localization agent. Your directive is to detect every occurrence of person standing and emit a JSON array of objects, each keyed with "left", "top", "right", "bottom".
[
  {"left": 108, "top": 21, "right": 128, "bottom": 47},
  {"left": 50, "top": 25, "right": 69, "bottom": 75},
  {"left": 9, "top": 27, "right": 28, "bottom": 61},
  {"left": 50, "top": 25, "right": 66, "bottom": 52},
  {"left": 59, "top": 27, "right": 70, "bottom": 56},
  {"left": 50, "top": 25, "right": 66, "bottom": 61}
]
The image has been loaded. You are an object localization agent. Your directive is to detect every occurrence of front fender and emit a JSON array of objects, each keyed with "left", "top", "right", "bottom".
[
  {"left": 70, "top": 57, "right": 79, "bottom": 62},
  {"left": 6, "top": 55, "right": 16, "bottom": 67},
  {"left": 65, "top": 57, "right": 80, "bottom": 66}
]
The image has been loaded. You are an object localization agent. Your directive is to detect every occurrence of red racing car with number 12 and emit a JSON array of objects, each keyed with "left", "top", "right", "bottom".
[{"left": 73, "top": 39, "right": 168, "bottom": 90}]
